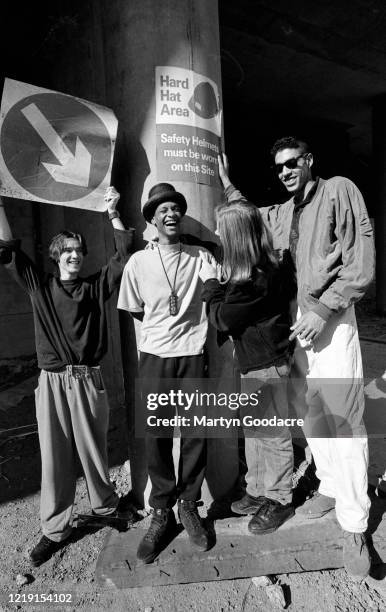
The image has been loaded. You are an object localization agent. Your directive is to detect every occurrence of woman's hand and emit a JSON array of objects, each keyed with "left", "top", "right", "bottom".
[{"left": 217, "top": 153, "right": 231, "bottom": 189}]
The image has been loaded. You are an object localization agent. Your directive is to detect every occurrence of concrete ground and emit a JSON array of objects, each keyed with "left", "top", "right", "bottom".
[{"left": 0, "top": 313, "right": 385, "bottom": 611}]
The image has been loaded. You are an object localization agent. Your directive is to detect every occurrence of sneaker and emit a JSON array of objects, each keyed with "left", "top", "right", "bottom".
[
  {"left": 30, "top": 535, "right": 63, "bottom": 567},
  {"left": 231, "top": 494, "right": 267, "bottom": 515},
  {"left": 137, "top": 508, "right": 177, "bottom": 564},
  {"left": 296, "top": 491, "right": 335, "bottom": 518},
  {"left": 343, "top": 531, "right": 371, "bottom": 580},
  {"left": 178, "top": 500, "right": 209, "bottom": 551},
  {"left": 248, "top": 498, "right": 294, "bottom": 535}
]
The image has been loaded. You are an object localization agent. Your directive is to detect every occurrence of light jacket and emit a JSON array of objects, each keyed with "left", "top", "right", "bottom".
[{"left": 225, "top": 176, "right": 375, "bottom": 318}]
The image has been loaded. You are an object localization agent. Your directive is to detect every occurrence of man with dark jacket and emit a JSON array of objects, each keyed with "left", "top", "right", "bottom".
[
  {"left": 0, "top": 188, "right": 134, "bottom": 566},
  {"left": 218, "top": 137, "right": 375, "bottom": 580}
]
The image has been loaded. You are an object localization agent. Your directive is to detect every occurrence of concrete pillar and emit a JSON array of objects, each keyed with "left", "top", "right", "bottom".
[
  {"left": 97, "top": 0, "right": 239, "bottom": 507},
  {"left": 372, "top": 97, "right": 386, "bottom": 315}
]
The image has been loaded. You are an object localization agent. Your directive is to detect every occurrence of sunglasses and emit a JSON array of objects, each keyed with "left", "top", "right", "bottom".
[{"left": 274, "top": 154, "right": 306, "bottom": 175}]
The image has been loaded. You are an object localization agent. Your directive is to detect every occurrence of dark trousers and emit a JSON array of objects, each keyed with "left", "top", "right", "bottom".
[{"left": 139, "top": 352, "right": 207, "bottom": 509}]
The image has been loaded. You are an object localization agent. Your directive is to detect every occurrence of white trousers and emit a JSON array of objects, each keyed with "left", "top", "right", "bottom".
[{"left": 291, "top": 306, "right": 370, "bottom": 532}]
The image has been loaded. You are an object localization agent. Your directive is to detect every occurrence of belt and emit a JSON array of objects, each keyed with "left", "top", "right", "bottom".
[
  {"left": 47, "top": 365, "right": 100, "bottom": 378},
  {"left": 67, "top": 365, "right": 99, "bottom": 378}
]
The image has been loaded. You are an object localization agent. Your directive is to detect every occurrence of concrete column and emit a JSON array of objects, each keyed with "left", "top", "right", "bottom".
[
  {"left": 372, "top": 97, "right": 386, "bottom": 315},
  {"left": 98, "top": 0, "right": 239, "bottom": 507}
]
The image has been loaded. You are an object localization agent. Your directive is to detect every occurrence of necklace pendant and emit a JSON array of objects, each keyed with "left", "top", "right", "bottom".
[{"left": 169, "top": 291, "right": 178, "bottom": 316}]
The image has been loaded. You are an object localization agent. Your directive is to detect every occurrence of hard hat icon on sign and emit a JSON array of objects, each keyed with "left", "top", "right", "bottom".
[{"left": 188, "top": 82, "right": 219, "bottom": 119}]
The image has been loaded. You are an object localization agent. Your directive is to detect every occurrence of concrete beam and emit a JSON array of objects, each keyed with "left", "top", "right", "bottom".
[{"left": 96, "top": 494, "right": 386, "bottom": 588}]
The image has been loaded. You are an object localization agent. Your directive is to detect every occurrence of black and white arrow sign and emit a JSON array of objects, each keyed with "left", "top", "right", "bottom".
[
  {"left": 0, "top": 78, "right": 118, "bottom": 210},
  {"left": 21, "top": 103, "right": 92, "bottom": 187}
]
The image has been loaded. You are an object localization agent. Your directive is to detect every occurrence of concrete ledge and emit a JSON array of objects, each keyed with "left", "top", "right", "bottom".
[{"left": 96, "top": 494, "right": 386, "bottom": 588}]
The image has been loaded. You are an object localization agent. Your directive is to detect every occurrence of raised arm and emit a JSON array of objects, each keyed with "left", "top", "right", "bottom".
[
  {"left": 0, "top": 196, "right": 41, "bottom": 291},
  {"left": 0, "top": 196, "right": 13, "bottom": 242},
  {"left": 104, "top": 186, "right": 125, "bottom": 231},
  {"left": 218, "top": 154, "right": 247, "bottom": 204},
  {"left": 98, "top": 186, "right": 135, "bottom": 297},
  {"left": 219, "top": 154, "right": 288, "bottom": 253},
  {"left": 0, "top": 196, "right": 21, "bottom": 267}
]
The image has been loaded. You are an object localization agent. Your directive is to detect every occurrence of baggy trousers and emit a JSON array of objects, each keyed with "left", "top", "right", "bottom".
[
  {"left": 241, "top": 363, "right": 294, "bottom": 505},
  {"left": 139, "top": 352, "right": 207, "bottom": 509},
  {"left": 290, "top": 306, "right": 370, "bottom": 532},
  {"left": 35, "top": 367, "right": 118, "bottom": 542}
]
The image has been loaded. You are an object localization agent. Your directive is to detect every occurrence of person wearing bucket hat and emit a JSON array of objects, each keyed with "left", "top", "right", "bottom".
[
  {"left": 118, "top": 182, "right": 216, "bottom": 563},
  {"left": 142, "top": 183, "right": 187, "bottom": 223}
]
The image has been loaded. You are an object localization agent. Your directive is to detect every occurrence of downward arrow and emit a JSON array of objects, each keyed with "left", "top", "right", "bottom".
[{"left": 21, "top": 103, "right": 92, "bottom": 187}]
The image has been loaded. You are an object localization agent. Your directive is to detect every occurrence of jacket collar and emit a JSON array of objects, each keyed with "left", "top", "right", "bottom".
[{"left": 293, "top": 177, "right": 320, "bottom": 210}]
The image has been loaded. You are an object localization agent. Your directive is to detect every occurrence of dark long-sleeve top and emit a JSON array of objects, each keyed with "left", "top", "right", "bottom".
[
  {"left": 0, "top": 229, "right": 134, "bottom": 371},
  {"left": 202, "top": 254, "right": 296, "bottom": 373}
]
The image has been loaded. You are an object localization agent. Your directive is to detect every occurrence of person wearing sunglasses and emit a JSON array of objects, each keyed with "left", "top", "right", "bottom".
[{"left": 218, "top": 137, "right": 375, "bottom": 581}]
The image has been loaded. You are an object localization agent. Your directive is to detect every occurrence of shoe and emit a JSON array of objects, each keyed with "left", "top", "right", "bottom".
[
  {"left": 178, "top": 500, "right": 209, "bottom": 552},
  {"left": 116, "top": 492, "right": 142, "bottom": 514},
  {"left": 231, "top": 494, "right": 267, "bottom": 515},
  {"left": 248, "top": 498, "right": 294, "bottom": 535},
  {"left": 137, "top": 508, "right": 177, "bottom": 564},
  {"left": 296, "top": 491, "right": 335, "bottom": 518},
  {"left": 111, "top": 496, "right": 137, "bottom": 521},
  {"left": 343, "top": 531, "right": 371, "bottom": 580},
  {"left": 90, "top": 496, "right": 137, "bottom": 524},
  {"left": 30, "top": 535, "right": 63, "bottom": 567}
]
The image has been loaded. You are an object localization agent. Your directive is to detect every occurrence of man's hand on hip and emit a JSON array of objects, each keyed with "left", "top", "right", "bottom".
[{"left": 289, "top": 311, "right": 327, "bottom": 343}]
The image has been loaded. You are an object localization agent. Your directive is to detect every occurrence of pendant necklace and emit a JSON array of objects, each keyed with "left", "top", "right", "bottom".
[{"left": 157, "top": 244, "right": 182, "bottom": 316}]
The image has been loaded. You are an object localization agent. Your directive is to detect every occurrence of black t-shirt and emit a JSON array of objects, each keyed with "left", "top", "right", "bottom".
[{"left": 0, "top": 229, "right": 134, "bottom": 370}]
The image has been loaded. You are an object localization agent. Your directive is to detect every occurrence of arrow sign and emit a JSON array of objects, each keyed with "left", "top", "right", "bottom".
[
  {"left": 0, "top": 78, "right": 118, "bottom": 210},
  {"left": 21, "top": 103, "right": 92, "bottom": 187}
]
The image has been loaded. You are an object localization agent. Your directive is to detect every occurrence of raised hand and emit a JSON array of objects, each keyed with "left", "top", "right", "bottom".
[
  {"left": 217, "top": 153, "right": 231, "bottom": 189},
  {"left": 104, "top": 186, "right": 120, "bottom": 212}
]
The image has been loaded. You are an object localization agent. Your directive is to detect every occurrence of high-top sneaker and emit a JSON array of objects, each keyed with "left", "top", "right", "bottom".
[
  {"left": 136, "top": 508, "right": 177, "bottom": 564},
  {"left": 178, "top": 500, "right": 209, "bottom": 551}
]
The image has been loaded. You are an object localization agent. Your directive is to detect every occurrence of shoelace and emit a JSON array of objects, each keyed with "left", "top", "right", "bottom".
[
  {"left": 345, "top": 532, "right": 365, "bottom": 549},
  {"left": 257, "top": 499, "right": 279, "bottom": 517},
  {"left": 144, "top": 513, "right": 169, "bottom": 541},
  {"left": 181, "top": 507, "right": 202, "bottom": 530}
]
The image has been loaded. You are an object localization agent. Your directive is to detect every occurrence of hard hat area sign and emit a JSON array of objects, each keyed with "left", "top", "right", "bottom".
[
  {"left": 156, "top": 67, "right": 222, "bottom": 186},
  {"left": 2, "top": 94, "right": 111, "bottom": 202},
  {"left": 0, "top": 79, "right": 118, "bottom": 210}
]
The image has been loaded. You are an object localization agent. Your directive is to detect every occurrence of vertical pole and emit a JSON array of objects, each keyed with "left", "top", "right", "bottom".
[{"left": 99, "top": 0, "right": 239, "bottom": 506}]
